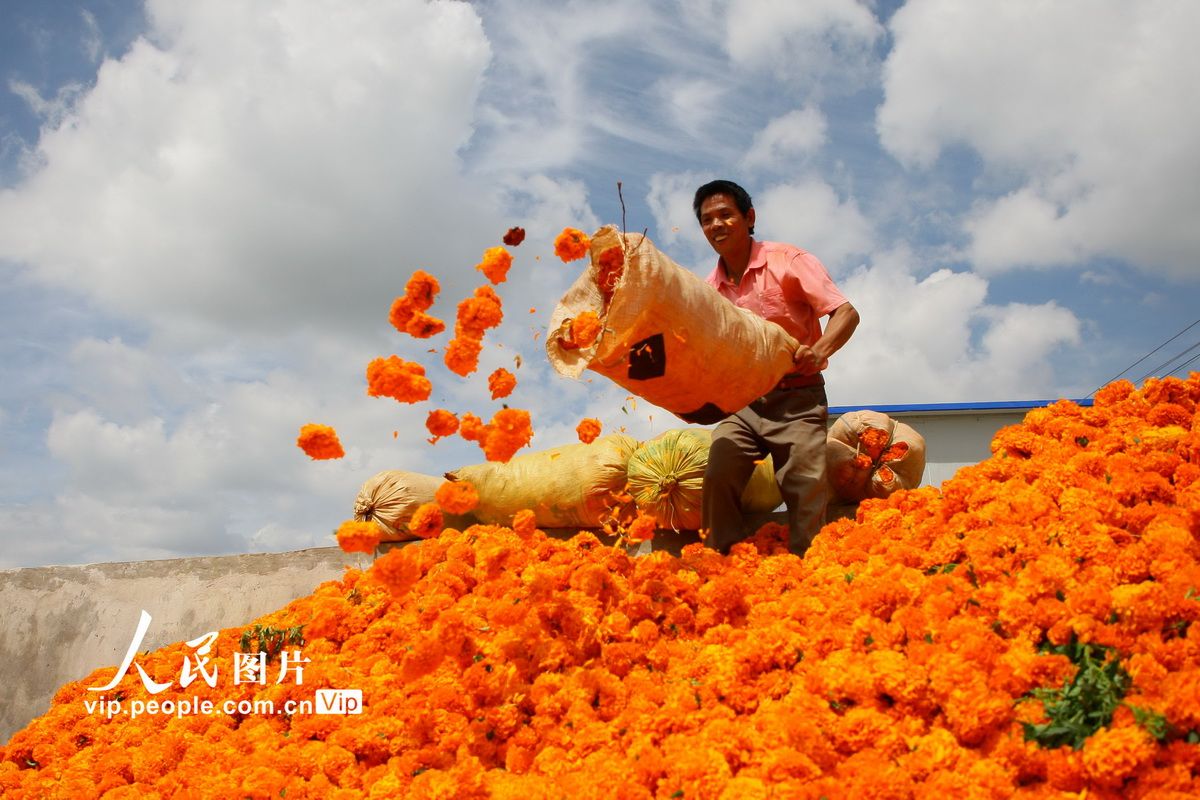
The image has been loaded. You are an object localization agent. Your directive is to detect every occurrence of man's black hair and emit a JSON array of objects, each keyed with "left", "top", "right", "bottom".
[{"left": 693, "top": 179, "right": 754, "bottom": 234}]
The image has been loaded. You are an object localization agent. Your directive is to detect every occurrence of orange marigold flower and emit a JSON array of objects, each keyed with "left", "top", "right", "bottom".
[
  {"left": 444, "top": 334, "right": 483, "bottom": 377},
  {"left": 859, "top": 426, "right": 890, "bottom": 461},
  {"left": 597, "top": 245, "right": 625, "bottom": 296},
  {"left": 512, "top": 508, "right": 537, "bottom": 537},
  {"left": 569, "top": 311, "right": 603, "bottom": 348},
  {"left": 503, "top": 226, "right": 526, "bottom": 246},
  {"left": 554, "top": 227, "right": 590, "bottom": 262},
  {"left": 1081, "top": 725, "right": 1156, "bottom": 788},
  {"left": 852, "top": 453, "right": 873, "bottom": 470},
  {"left": 425, "top": 409, "right": 459, "bottom": 442},
  {"left": 876, "top": 465, "right": 896, "bottom": 484},
  {"left": 456, "top": 286, "right": 504, "bottom": 337},
  {"left": 459, "top": 412, "right": 487, "bottom": 443},
  {"left": 405, "top": 269, "right": 440, "bottom": 310},
  {"left": 476, "top": 246, "right": 513, "bottom": 285},
  {"left": 482, "top": 408, "right": 533, "bottom": 463},
  {"left": 405, "top": 310, "right": 446, "bottom": 339},
  {"left": 626, "top": 512, "right": 656, "bottom": 543},
  {"left": 408, "top": 502, "right": 444, "bottom": 539},
  {"left": 366, "top": 355, "right": 432, "bottom": 403},
  {"left": 335, "top": 520, "right": 381, "bottom": 554},
  {"left": 388, "top": 295, "right": 417, "bottom": 333},
  {"left": 296, "top": 423, "right": 345, "bottom": 460},
  {"left": 880, "top": 441, "right": 909, "bottom": 462},
  {"left": 435, "top": 480, "right": 479, "bottom": 515},
  {"left": 488, "top": 367, "right": 517, "bottom": 400},
  {"left": 576, "top": 417, "right": 602, "bottom": 444}
]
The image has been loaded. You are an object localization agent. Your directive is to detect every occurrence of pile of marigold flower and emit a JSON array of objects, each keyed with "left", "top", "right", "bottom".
[{"left": 5, "top": 374, "right": 1199, "bottom": 799}]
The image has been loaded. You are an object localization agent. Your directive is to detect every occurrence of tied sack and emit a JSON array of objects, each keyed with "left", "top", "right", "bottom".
[
  {"left": 354, "top": 470, "right": 477, "bottom": 542},
  {"left": 626, "top": 428, "right": 782, "bottom": 530},
  {"left": 449, "top": 433, "right": 638, "bottom": 528},
  {"left": 826, "top": 410, "right": 926, "bottom": 502},
  {"left": 547, "top": 225, "right": 799, "bottom": 425}
]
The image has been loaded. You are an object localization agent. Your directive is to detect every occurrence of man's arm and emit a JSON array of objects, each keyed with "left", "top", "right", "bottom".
[{"left": 793, "top": 301, "right": 859, "bottom": 374}]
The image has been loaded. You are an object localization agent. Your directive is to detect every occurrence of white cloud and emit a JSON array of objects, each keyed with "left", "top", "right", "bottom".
[
  {"left": 645, "top": 171, "right": 709, "bottom": 257},
  {"left": 756, "top": 179, "right": 873, "bottom": 272},
  {"left": 740, "top": 106, "right": 827, "bottom": 171},
  {"left": 878, "top": 0, "right": 1200, "bottom": 280},
  {"left": 81, "top": 10, "right": 103, "bottom": 62},
  {"left": 724, "top": 0, "right": 884, "bottom": 90},
  {"left": 827, "top": 248, "right": 1084, "bottom": 405}
]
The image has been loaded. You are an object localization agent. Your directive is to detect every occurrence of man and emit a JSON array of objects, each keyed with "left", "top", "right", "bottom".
[{"left": 695, "top": 179, "right": 859, "bottom": 556}]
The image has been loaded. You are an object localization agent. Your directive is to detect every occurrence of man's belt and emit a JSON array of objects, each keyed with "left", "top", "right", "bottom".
[{"left": 775, "top": 372, "right": 825, "bottom": 390}]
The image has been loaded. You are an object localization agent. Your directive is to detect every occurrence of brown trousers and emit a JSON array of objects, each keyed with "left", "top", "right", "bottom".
[{"left": 702, "top": 385, "right": 829, "bottom": 555}]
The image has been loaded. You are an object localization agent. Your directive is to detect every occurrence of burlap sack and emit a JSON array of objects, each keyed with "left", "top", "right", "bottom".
[
  {"left": 449, "top": 433, "right": 639, "bottom": 528},
  {"left": 353, "top": 470, "right": 477, "bottom": 542},
  {"left": 547, "top": 225, "right": 799, "bottom": 425},
  {"left": 625, "top": 428, "right": 782, "bottom": 530},
  {"left": 826, "top": 411, "right": 926, "bottom": 502}
]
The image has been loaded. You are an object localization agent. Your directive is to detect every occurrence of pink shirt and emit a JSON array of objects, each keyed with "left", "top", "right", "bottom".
[{"left": 704, "top": 239, "right": 848, "bottom": 348}]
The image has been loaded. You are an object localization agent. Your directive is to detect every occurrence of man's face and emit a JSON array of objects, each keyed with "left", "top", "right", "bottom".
[{"left": 698, "top": 193, "right": 755, "bottom": 259}]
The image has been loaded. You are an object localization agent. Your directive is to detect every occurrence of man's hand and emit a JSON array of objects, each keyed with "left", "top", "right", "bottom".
[{"left": 792, "top": 344, "right": 828, "bottom": 375}]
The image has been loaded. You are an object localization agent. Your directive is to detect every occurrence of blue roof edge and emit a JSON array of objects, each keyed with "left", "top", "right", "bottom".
[{"left": 829, "top": 398, "right": 1095, "bottom": 415}]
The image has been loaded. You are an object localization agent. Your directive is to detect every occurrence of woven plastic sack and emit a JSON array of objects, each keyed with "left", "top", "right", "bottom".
[
  {"left": 547, "top": 225, "right": 799, "bottom": 425},
  {"left": 626, "top": 428, "right": 782, "bottom": 530},
  {"left": 449, "top": 433, "right": 639, "bottom": 528},
  {"left": 353, "top": 470, "right": 476, "bottom": 542},
  {"left": 826, "top": 411, "right": 926, "bottom": 502}
]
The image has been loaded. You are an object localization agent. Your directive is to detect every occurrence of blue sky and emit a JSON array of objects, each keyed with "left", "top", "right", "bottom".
[{"left": 1, "top": 0, "right": 1197, "bottom": 569}]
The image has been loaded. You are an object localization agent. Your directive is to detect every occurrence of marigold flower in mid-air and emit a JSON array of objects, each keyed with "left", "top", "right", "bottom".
[
  {"left": 459, "top": 412, "right": 487, "bottom": 443},
  {"left": 425, "top": 409, "right": 459, "bottom": 442},
  {"left": 476, "top": 246, "right": 513, "bottom": 285},
  {"left": 435, "top": 480, "right": 479, "bottom": 515},
  {"left": 503, "top": 226, "right": 526, "bottom": 246},
  {"left": 388, "top": 295, "right": 417, "bottom": 333},
  {"left": 335, "top": 520, "right": 381, "bottom": 554},
  {"left": 405, "top": 270, "right": 440, "bottom": 310},
  {"left": 366, "top": 355, "right": 432, "bottom": 403},
  {"left": 405, "top": 310, "right": 446, "bottom": 339},
  {"left": 481, "top": 408, "right": 533, "bottom": 463},
  {"left": 626, "top": 512, "right": 657, "bottom": 544},
  {"left": 511, "top": 508, "right": 537, "bottom": 536},
  {"left": 407, "top": 502, "right": 443, "bottom": 539},
  {"left": 456, "top": 286, "right": 504, "bottom": 337},
  {"left": 444, "top": 334, "right": 483, "bottom": 377},
  {"left": 488, "top": 368, "right": 517, "bottom": 400},
  {"left": 554, "top": 227, "right": 590, "bottom": 262},
  {"left": 576, "top": 417, "right": 601, "bottom": 444},
  {"left": 296, "top": 423, "right": 345, "bottom": 460}
]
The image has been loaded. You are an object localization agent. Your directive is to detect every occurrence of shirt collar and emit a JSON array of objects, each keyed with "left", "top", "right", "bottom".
[{"left": 718, "top": 239, "right": 764, "bottom": 285}]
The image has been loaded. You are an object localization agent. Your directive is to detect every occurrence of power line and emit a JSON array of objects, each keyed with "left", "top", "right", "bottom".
[
  {"left": 1134, "top": 338, "right": 1200, "bottom": 385},
  {"left": 1090, "top": 316, "right": 1200, "bottom": 396}
]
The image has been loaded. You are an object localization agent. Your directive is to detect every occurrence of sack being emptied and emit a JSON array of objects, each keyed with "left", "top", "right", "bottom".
[{"left": 547, "top": 225, "right": 799, "bottom": 425}]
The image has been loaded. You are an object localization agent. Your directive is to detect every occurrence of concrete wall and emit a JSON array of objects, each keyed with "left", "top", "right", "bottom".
[{"left": 0, "top": 547, "right": 362, "bottom": 744}]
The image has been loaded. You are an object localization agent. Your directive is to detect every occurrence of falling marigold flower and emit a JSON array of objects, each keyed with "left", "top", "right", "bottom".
[
  {"left": 502, "top": 226, "right": 526, "bottom": 246},
  {"left": 456, "top": 286, "right": 504, "bottom": 338},
  {"left": 407, "top": 502, "right": 443, "bottom": 539},
  {"left": 296, "top": 423, "right": 345, "bottom": 460},
  {"left": 404, "top": 310, "right": 446, "bottom": 339},
  {"left": 626, "top": 512, "right": 657, "bottom": 544},
  {"left": 335, "top": 520, "right": 381, "bottom": 554},
  {"left": 435, "top": 480, "right": 479, "bottom": 515},
  {"left": 569, "top": 311, "right": 603, "bottom": 348},
  {"left": 444, "top": 334, "right": 483, "bottom": 377},
  {"left": 425, "top": 409, "right": 459, "bottom": 442},
  {"left": 366, "top": 355, "right": 432, "bottom": 403},
  {"left": 459, "top": 412, "right": 487, "bottom": 443},
  {"left": 481, "top": 407, "right": 533, "bottom": 463},
  {"left": 476, "top": 246, "right": 513, "bottom": 285},
  {"left": 488, "top": 367, "right": 517, "bottom": 400},
  {"left": 388, "top": 295, "right": 418, "bottom": 333},
  {"left": 576, "top": 417, "right": 602, "bottom": 444},
  {"left": 405, "top": 270, "right": 440, "bottom": 310},
  {"left": 554, "top": 227, "right": 590, "bottom": 262}
]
